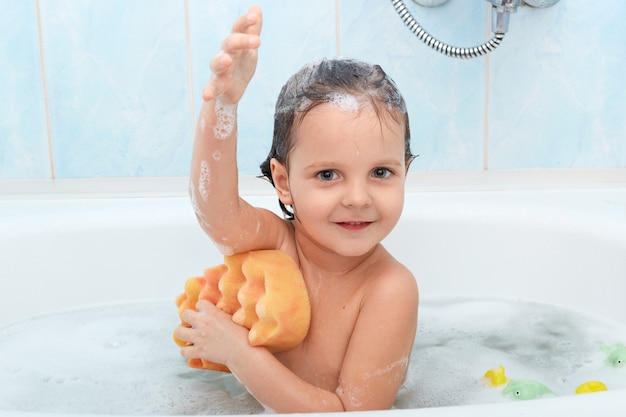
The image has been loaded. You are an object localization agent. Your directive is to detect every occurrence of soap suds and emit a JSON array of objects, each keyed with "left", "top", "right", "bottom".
[
  {"left": 364, "top": 356, "right": 409, "bottom": 380},
  {"left": 214, "top": 236, "right": 234, "bottom": 256},
  {"left": 189, "top": 180, "right": 208, "bottom": 227},
  {"left": 198, "top": 160, "right": 211, "bottom": 201},
  {"left": 0, "top": 302, "right": 264, "bottom": 415},
  {"left": 212, "top": 150, "right": 222, "bottom": 161},
  {"left": 214, "top": 98, "right": 236, "bottom": 140},
  {"left": 326, "top": 92, "right": 361, "bottom": 113},
  {"left": 200, "top": 116, "right": 207, "bottom": 134},
  {"left": 214, "top": 241, "right": 234, "bottom": 256},
  {"left": 4, "top": 297, "right": 626, "bottom": 414},
  {"left": 335, "top": 384, "right": 364, "bottom": 408}
]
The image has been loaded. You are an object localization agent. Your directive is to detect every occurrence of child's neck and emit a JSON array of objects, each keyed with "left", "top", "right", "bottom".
[{"left": 294, "top": 235, "right": 382, "bottom": 276}]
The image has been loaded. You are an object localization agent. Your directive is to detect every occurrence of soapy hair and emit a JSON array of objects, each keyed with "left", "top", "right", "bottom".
[{"left": 259, "top": 58, "right": 414, "bottom": 219}]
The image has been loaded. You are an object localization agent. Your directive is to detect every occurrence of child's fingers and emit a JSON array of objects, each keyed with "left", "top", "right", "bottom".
[
  {"left": 174, "top": 325, "right": 194, "bottom": 344},
  {"left": 220, "top": 33, "right": 261, "bottom": 55},
  {"left": 202, "top": 81, "right": 221, "bottom": 102},
  {"left": 231, "top": 6, "right": 263, "bottom": 37},
  {"left": 201, "top": 6, "right": 262, "bottom": 103},
  {"left": 202, "top": 55, "right": 229, "bottom": 101},
  {"left": 210, "top": 33, "right": 259, "bottom": 76},
  {"left": 181, "top": 309, "right": 198, "bottom": 326},
  {"left": 179, "top": 343, "right": 199, "bottom": 359},
  {"left": 196, "top": 299, "right": 216, "bottom": 312},
  {"left": 246, "top": 5, "right": 263, "bottom": 36},
  {"left": 210, "top": 51, "right": 233, "bottom": 75}
]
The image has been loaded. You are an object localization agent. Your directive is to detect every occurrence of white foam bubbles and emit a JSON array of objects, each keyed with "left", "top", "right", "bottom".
[
  {"left": 214, "top": 99, "right": 236, "bottom": 140},
  {"left": 189, "top": 180, "right": 208, "bottom": 228},
  {"left": 0, "top": 302, "right": 263, "bottom": 415},
  {"left": 395, "top": 296, "right": 626, "bottom": 409},
  {"left": 326, "top": 92, "right": 361, "bottom": 113},
  {"left": 214, "top": 239, "right": 234, "bottom": 256},
  {"left": 198, "top": 160, "right": 211, "bottom": 201},
  {"left": 1, "top": 296, "right": 625, "bottom": 414}
]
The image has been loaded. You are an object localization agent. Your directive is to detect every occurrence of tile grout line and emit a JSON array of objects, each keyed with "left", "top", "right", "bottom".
[
  {"left": 483, "top": 3, "right": 491, "bottom": 171},
  {"left": 35, "top": 0, "right": 55, "bottom": 179},
  {"left": 335, "top": 0, "right": 342, "bottom": 56}
]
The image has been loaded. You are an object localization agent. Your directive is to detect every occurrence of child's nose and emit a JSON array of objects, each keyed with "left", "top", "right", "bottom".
[{"left": 341, "top": 180, "right": 373, "bottom": 208}]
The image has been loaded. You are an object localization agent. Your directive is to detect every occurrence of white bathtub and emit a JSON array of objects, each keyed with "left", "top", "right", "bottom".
[{"left": 1, "top": 171, "right": 626, "bottom": 417}]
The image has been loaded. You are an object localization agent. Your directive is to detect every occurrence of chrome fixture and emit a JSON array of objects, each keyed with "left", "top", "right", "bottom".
[
  {"left": 412, "top": 0, "right": 451, "bottom": 6},
  {"left": 524, "top": 0, "right": 560, "bottom": 7},
  {"left": 487, "top": 0, "right": 522, "bottom": 34},
  {"left": 392, "top": 0, "right": 560, "bottom": 59}
]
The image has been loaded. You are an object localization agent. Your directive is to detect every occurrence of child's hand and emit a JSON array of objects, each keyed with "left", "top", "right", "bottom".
[
  {"left": 202, "top": 6, "right": 262, "bottom": 104},
  {"left": 175, "top": 300, "right": 250, "bottom": 367}
]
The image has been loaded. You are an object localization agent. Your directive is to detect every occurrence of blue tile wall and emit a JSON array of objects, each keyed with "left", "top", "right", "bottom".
[
  {"left": 489, "top": 1, "right": 626, "bottom": 168},
  {"left": 0, "top": 0, "right": 625, "bottom": 180},
  {"left": 0, "top": 1, "right": 50, "bottom": 179},
  {"left": 40, "top": 0, "right": 191, "bottom": 177}
]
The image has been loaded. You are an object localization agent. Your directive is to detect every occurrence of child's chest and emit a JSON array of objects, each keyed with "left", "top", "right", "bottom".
[{"left": 274, "top": 288, "right": 362, "bottom": 390}]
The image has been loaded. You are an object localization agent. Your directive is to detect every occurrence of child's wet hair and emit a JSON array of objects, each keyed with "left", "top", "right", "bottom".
[{"left": 259, "top": 58, "right": 414, "bottom": 219}]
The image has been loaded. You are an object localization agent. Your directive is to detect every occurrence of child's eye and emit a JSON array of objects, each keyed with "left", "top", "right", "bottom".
[
  {"left": 372, "top": 168, "right": 392, "bottom": 179},
  {"left": 317, "top": 170, "right": 338, "bottom": 181}
]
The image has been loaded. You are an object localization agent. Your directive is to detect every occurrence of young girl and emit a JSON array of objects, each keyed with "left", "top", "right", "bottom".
[{"left": 175, "top": 6, "right": 419, "bottom": 412}]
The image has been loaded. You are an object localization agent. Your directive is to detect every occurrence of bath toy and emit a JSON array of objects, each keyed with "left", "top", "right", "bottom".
[
  {"left": 575, "top": 380, "right": 608, "bottom": 394},
  {"left": 601, "top": 343, "right": 626, "bottom": 368},
  {"left": 483, "top": 365, "right": 509, "bottom": 387},
  {"left": 174, "top": 250, "right": 311, "bottom": 372},
  {"left": 502, "top": 380, "right": 554, "bottom": 400}
]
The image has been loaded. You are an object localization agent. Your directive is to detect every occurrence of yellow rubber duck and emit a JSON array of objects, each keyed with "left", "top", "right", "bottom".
[
  {"left": 483, "top": 365, "right": 509, "bottom": 387},
  {"left": 575, "top": 381, "right": 607, "bottom": 394}
]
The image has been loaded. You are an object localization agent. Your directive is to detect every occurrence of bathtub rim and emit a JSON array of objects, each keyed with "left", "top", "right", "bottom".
[{"left": 0, "top": 385, "right": 624, "bottom": 417}]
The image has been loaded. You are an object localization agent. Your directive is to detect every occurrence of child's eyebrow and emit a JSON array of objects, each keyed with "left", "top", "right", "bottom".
[
  {"left": 365, "top": 157, "right": 405, "bottom": 167},
  {"left": 303, "top": 161, "right": 340, "bottom": 170},
  {"left": 374, "top": 158, "right": 404, "bottom": 167}
]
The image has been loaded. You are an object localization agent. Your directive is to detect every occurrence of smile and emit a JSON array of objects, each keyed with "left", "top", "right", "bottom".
[{"left": 336, "top": 221, "right": 373, "bottom": 231}]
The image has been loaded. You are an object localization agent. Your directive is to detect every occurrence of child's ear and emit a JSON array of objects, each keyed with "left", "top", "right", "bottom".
[{"left": 270, "top": 158, "right": 293, "bottom": 205}]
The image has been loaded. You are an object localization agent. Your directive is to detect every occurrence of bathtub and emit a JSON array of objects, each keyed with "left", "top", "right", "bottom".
[{"left": 1, "top": 170, "right": 626, "bottom": 417}]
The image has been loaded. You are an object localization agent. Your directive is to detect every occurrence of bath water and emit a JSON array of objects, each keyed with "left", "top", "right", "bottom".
[
  {"left": 396, "top": 296, "right": 626, "bottom": 408},
  {"left": 1, "top": 296, "right": 625, "bottom": 414}
]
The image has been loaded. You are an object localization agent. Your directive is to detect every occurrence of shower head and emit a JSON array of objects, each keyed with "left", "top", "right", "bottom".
[{"left": 486, "top": 0, "right": 522, "bottom": 34}]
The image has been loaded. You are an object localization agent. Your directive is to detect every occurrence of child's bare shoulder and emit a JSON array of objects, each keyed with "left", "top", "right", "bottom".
[
  {"left": 354, "top": 249, "right": 418, "bottom": 345},
  {"left": 364, "top": 248, "right": 418, "bottom": 306}
]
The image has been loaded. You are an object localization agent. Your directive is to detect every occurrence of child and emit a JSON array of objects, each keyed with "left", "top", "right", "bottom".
[{"left": 174, "top": 5, "right": 419, "bottom": 413}]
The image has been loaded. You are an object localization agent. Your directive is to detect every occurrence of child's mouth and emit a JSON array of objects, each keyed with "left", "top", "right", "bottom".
[{"left": 336, "top": 221, "right": 372, "bottom": 231}]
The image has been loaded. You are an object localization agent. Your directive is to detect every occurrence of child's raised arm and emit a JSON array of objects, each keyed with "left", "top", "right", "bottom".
[{"left": 190, "top": 6, "right": 285, "bottom": 254}]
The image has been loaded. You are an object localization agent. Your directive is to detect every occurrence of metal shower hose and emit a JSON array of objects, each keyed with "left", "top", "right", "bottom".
[{"left": 391, "top": 0, "right": 505, "bottom": 59}]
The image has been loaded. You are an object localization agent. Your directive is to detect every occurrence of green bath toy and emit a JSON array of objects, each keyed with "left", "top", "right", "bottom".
[
  {"left": 601, "top": 343, "right": 626, "bottom": 368},
  {"left": 502, "top": 380, "right": 554, "bottom": 400}
]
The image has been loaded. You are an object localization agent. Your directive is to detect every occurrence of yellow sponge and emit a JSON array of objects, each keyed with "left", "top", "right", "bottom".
[{"left": 174, "top": 250, "right": 310, "bottom": 372}]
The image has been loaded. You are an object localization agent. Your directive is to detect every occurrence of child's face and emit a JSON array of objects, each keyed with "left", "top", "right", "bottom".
[{"left": 278, "top": 101, "right": 407, "bottom": 258}]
